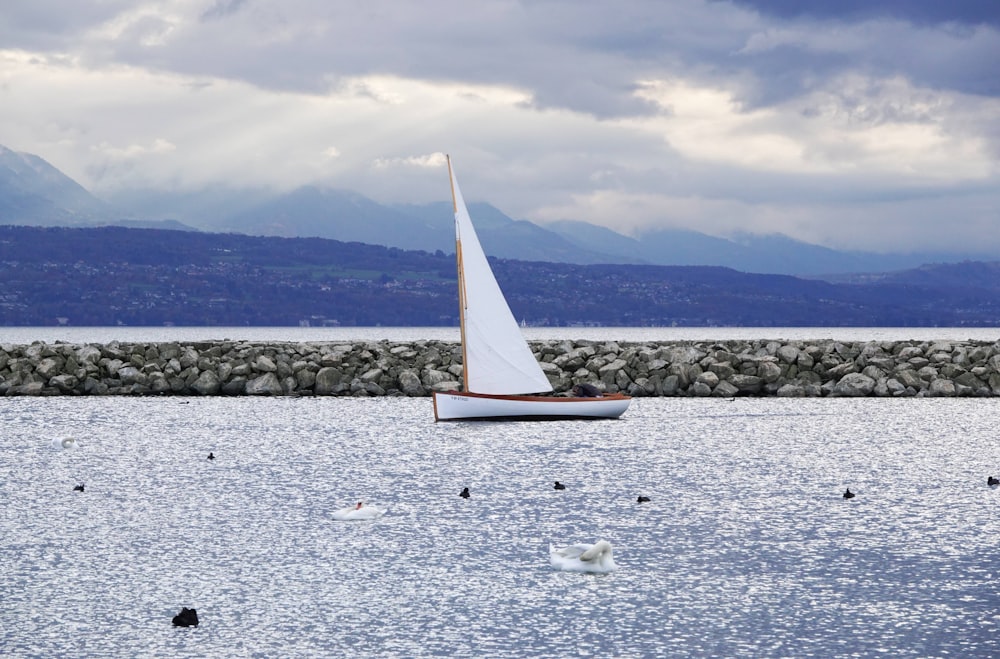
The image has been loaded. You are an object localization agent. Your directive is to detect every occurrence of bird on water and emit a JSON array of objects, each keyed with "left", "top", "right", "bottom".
[
  {"left": 554, "top": 481, "right": 566, "bottom": 490},
  {"left": 460, "top": 487, "right": 470, "bottom": 499},
  {"left": 843, "top": 488, "right": 856, "bottom": 499},
  {"left": 172, "top": 607, "right": 199, "bottom": 627}
]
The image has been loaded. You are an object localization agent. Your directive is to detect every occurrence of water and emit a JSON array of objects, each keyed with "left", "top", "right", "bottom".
[
  {"left": 4, "top": 395, "right": 1000, "bottom": 657},
  {"left": 1, "top": 325, "right": 998, "bottom": 345}
]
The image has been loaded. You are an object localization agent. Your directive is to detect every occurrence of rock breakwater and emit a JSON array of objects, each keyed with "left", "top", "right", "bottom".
[{"left": 2, "top": 338, "right": 999, "bottom": 397}]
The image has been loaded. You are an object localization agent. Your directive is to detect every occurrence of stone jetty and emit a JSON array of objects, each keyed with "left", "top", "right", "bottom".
[{"left": 1, "top": 338, "right": 1000, "bottom": 397}]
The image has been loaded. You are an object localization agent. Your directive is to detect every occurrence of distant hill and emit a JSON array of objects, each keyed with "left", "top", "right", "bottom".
[
  {"left": 830, "top": 260, "right": 1000, "bottom": 292},
  {"left": 220, "top": 186, "right": 442, "bottom": 251},
  {"left": 106, "top": 186, "right": 269, "bottom": 227},
  {"left": 0, "top": 146, "right": 198, "bottom": 231},
  {"left": 392, "top": 202, "right": 640, "bottom": 264},
  {"left": 545, "top": 222, "right": 986, "bottom": 277},
  {"left": 0, "top": 225, "right": 997, "bottom": 328},
  {"left": 0, "top": 145, "right": 112, "bottom": 225},
  {"left": 3, "top": 143, "right": 999, "bottom": 277}
]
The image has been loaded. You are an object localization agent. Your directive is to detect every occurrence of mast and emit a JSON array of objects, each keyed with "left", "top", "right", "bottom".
[
  {"left": 447, "top": 154, "right": 470, "bottom": 392},
  {"left": 446, "top": 157, "right": 551, "bottom": 395}
]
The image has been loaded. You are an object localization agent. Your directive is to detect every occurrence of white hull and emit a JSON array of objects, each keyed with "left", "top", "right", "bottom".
[{"left": 433, "top": 391, "right": 630, "bottom": 421}]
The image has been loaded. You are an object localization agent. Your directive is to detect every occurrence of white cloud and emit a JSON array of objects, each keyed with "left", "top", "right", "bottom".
[
  {"left": 373, "top": 153, "right": 448, "bottom": 169},
  {"left": 0, "top": 1, "right": 997, "bottom": 253},
  {"left": 627, "top": 74, "right": 997, "bottom": 181}
]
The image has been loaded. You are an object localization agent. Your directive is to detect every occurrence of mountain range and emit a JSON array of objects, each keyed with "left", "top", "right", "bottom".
[{"left": 1, "top": 144, "right": 996, "bottom": 277}]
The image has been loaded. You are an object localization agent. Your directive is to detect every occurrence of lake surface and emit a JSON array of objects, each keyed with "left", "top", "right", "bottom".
[
  {"left": 4, "top": 395, "right": 1000, "bottom": 657},
  {"left": 2, "top": 326, "right": 999, "bottom": 345}
]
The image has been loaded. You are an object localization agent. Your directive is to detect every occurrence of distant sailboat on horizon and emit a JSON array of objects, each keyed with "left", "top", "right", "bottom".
[{"left": 432, "top": 156, "right": 630, "bottom": 422}]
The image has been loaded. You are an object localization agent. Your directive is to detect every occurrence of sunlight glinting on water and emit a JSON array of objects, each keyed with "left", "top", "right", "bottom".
[{"left": 4, "top": 395, "right": 1000, "bottom": 657}]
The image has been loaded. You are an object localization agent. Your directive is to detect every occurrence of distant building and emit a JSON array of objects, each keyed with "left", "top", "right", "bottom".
[{"left": 301, "top": 316, "right": 340, "bottom": 327}]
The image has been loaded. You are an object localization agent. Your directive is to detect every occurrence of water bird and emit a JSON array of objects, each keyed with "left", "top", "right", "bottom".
[
  {"left": 553, "top": 481, "right": 566, "bottom": 490},
  {"left": 50, "top": 437, "right": 80, "bottom": 450},
  {"left": 460, "top": 487, "right": 470, "bottom": 499},
  {"left": 207, "top": 452, "right": 215, "bottom": 460},
  {"left": 843, "top": 488, "right": 856, "bottom": 499},
  {"left": 332, "top": 502, "right": 387, "bottom": 521},
  {"left": 73, "top": 483, "right": 85, "bottom": 492},
  {"left": 988, "top": 476, "right": 999, "bottom": 487},
  {"left": 172, "top": 607, "right": 199, "bottom": 627},
  {"left": 550, "top": 540, "right": 617, "bottom": 574},
  {"left": 637, "top": 495, "right": 650, "bottom": 503}
]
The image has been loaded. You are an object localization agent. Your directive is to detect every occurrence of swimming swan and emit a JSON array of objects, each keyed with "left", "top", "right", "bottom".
[
  {"left": 332, "top": 502, "right": 387, "bottom": 521},
  {"left": 50, "top": 437, "right": 80, "bottom": 450},
  {"left": 549, "top": 540, "right": 617, "bottom": 573}
]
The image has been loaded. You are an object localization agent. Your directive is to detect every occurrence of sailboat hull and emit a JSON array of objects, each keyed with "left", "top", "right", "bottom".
[{"left": 433, "top": 391, "right": 631, "bottom": 422}]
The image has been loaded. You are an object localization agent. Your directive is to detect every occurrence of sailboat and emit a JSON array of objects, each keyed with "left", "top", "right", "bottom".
[{"left": 432, "top": 156, "right": 631, "bottom": 422}]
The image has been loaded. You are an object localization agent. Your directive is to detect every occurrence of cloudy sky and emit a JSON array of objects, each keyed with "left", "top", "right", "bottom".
[{"left": 2, "top": 0, "right": 999, "bottom": 253}]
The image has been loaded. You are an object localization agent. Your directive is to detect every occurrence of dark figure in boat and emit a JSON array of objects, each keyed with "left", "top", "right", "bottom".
[{"left": 572, "top": 383, "right": 603, "bottom": 398}]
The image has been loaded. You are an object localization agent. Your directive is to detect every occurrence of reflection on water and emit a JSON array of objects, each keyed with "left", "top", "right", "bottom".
[{"left": 3, "top": 397, "right": 1000, "bottom": 657}]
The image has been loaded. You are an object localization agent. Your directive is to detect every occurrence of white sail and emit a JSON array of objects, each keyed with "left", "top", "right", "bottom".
[{"left": 448, "top": 157, "right": 552, "bottom": 395}]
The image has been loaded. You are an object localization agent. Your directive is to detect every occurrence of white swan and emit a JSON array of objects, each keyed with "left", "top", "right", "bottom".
[
  {"left": 549, "top": 540, "right": 617, "bottom": 573},
  {"left": 50, "top": 437, "right": 80, "bottom": 450},
  {"left": 331, "top": 502, "right": 387, "bottom": 521}
]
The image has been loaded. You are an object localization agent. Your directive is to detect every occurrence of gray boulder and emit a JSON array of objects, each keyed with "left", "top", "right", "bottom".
[
  {"left": 35, "top": 357, "right": 64, "bottom": 379},
  {"left": 49, "top": 374, "right": 78, "bottom": 392},
  {"left": 776, "top": 345, "right": 800, "bottom": 364},
  {"left": 690, "top": 382, "right": 712, "bottom": 396},
  {"left": 254, "top": 355, "right": 277, "bottom": 373},
  {"left": 117, "top": 366, "right": 146, "bottom": 386},
  {"left": 776, "top": 383, "right": 805, "bottom": 397},
  {"left": 191, "top": 370, "right": 221, "bottom": 395},
  {"left": 729, "top": 374, "right": 763, "bottom": 394},
  {"left": 928, "top": 379, "right": 956, "bottom": 397},
  {"left": 832, "top": 373, "right": 876, "bottom": 397},
  {"left": 398, "top": 370, "right": 425, "bottom": 396},
  {"left": 713, "top": 380, "right": 739, "bottom": 397},
  {"left": 314, "top": 367, "right": 344, "bottom": 395},
  {"left": 222, "top": 376, "right": 247, "bottom": 395},
  {"left": 246, "top": 372, "right": 283, "bottom": 395}
]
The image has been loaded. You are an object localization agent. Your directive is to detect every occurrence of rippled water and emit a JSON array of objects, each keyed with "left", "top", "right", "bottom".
[{"left": 4, "top": 397, "right": 1000, "bottom": 657}]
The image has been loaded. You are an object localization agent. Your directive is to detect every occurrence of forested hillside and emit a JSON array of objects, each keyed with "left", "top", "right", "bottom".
[{"left": 1, "top": 225, "right": 998, "bottom": 327}]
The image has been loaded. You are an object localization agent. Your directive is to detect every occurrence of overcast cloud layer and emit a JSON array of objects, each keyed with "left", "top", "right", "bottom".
[{"left": 1, "top": 0, "right": 998, "bottom": 253}]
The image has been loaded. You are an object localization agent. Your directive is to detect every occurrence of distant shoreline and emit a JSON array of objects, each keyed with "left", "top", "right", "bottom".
[{"left": 1, "top": 326, "right": 998, "bottom": 346}]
